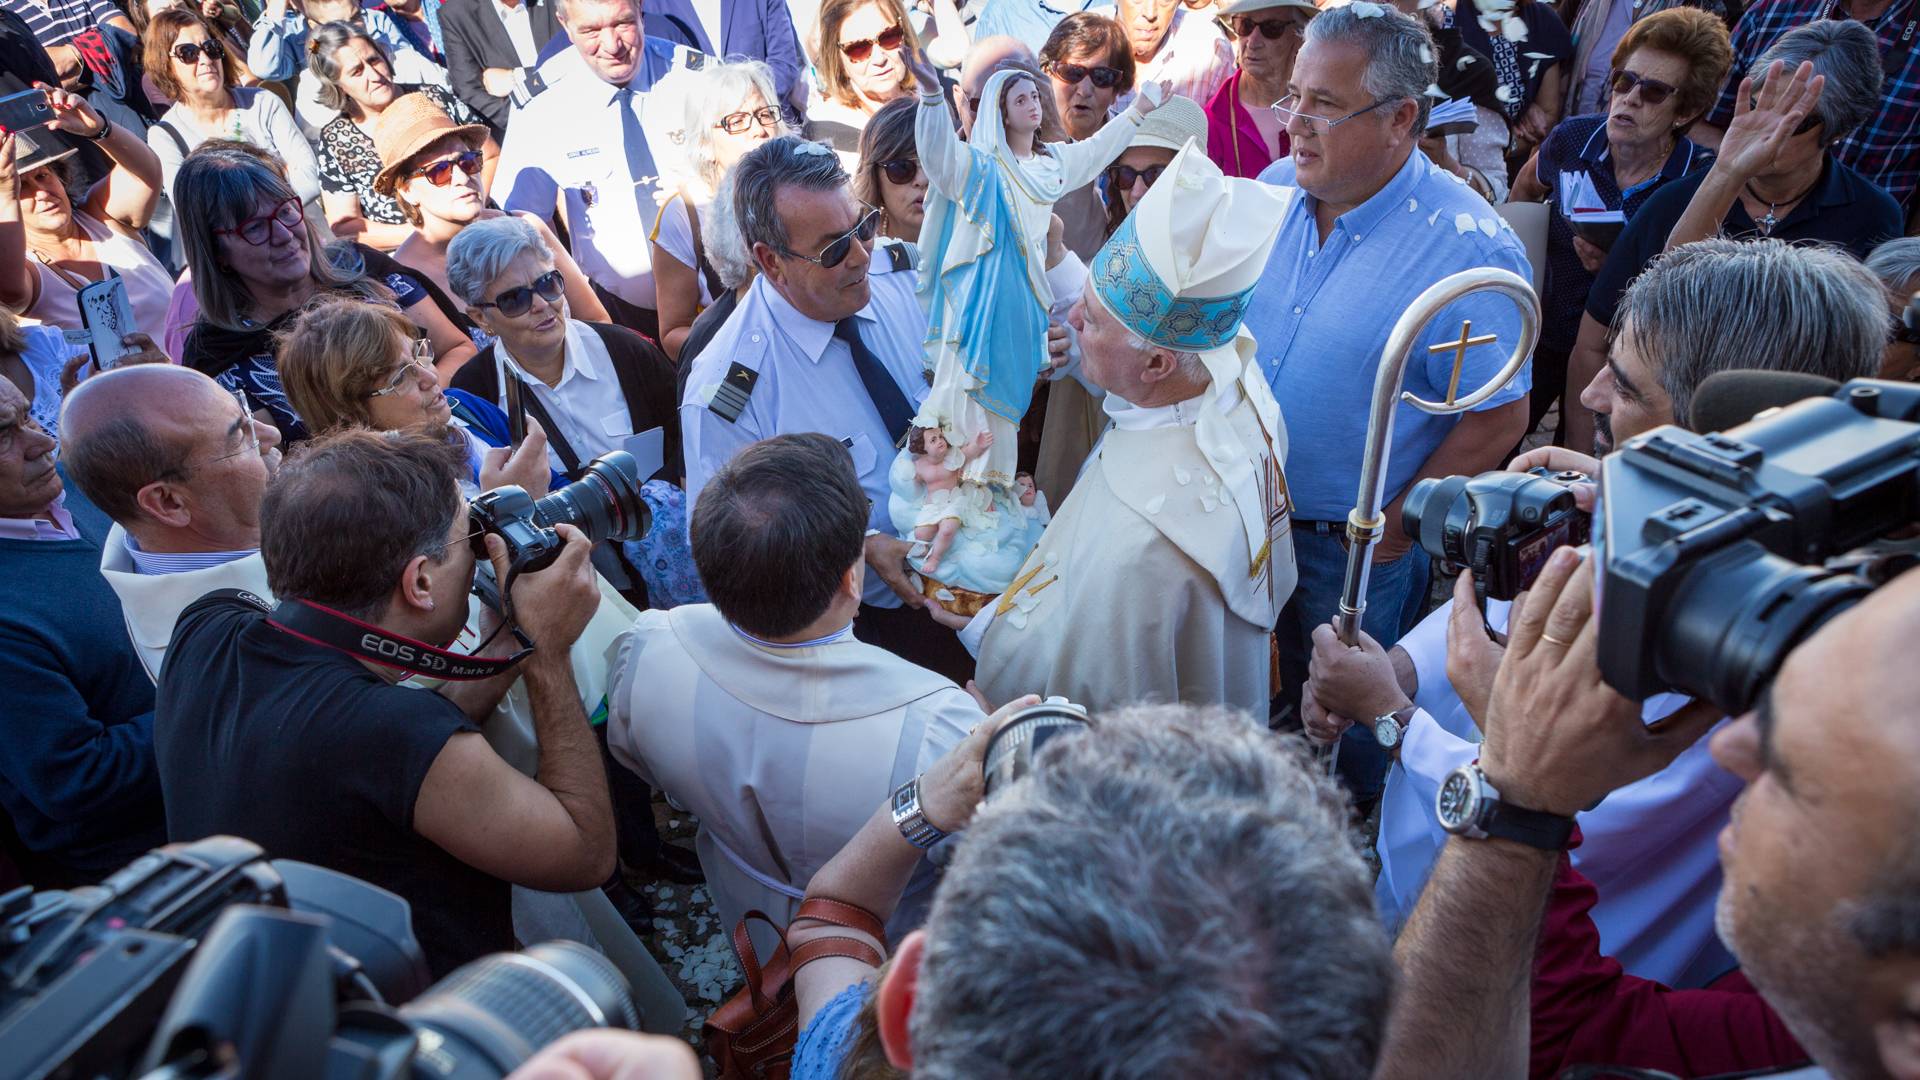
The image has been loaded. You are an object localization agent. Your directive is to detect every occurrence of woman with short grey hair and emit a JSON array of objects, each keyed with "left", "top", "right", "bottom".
[
  {"left": 446, "top": 216, "right": 704, "bottom": 604},
  {"left": 1868, "top": 237, "right": 1920, "bottom": 382},
  {"left": 652, "top": 59, "right": 790, "bottom": 362},
  {"left": 1664, "top": 20, "right": 1897, "bottom": 253},
  {"left": 309, "top": 21, "right": 499, "bottom": 251}
]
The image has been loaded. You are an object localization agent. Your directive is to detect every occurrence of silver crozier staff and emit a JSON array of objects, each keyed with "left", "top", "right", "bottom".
[{"left": 1326, "top": 267, "right": 1541, "bottom": 773}]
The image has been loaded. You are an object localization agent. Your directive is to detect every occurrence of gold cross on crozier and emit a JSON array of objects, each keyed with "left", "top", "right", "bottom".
[{"left": 1428, "top": 320, "right": 1498, "bottom": 405}]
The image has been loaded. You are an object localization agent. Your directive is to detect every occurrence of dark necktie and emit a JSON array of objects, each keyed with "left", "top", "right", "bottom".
[
  {"left": 834, "top": 317, "right": 915, "bottom": 444},
  {"left": 616, "top": 85, "right": 657, "bottom": 188}
]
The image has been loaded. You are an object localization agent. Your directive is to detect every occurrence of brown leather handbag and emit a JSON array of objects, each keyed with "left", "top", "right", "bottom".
[{"left": 704, "top": 898, "right": 886, "bottom": 1080}]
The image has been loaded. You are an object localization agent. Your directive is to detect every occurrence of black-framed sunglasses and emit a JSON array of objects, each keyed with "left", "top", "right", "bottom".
[
  {"left": 1043, "top": 60, "right": 1123, "bottom": 89},
  {"left": 1747, "top": 94, "right": 1824, "bottom": 135},
  {"left": 1608, "top": 68, "right": 1678, "bottom": 106},
  {"left": 1218, "top": 13, "right": 1303, "bottom": 40},
  {"left": 172, "top": 38, "right": 226, "bottom": 64},
  {"left": 412, "top": 149, "right": 482, "bottom": 187},
  {"left": 215, "top": 196, "right": 304, "bottom": 246},
  {"left": 778, "top": 207, "right": 880, "bottom": 269},
  {"left": 717, "top": 105, "right": 780, "bottom": 134},
  {"left": 476, "top": 269, "right": 565, "bottom": 317},
  {"left": 1105, "top": 162, "right": 1166, "bottom": 189},
  {"left": 839, "top": 24, "right": 904, "bottom": 62},
  {"left": 877, "top": 157, "right": 921, "bottom": 185}
]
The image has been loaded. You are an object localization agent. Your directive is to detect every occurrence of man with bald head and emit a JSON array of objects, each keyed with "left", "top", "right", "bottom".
[
  {"left": 60, "top": 365, "right": 282, "bottom": 681},
  {"left": 0, "top": 373, "right": 165, "bottom": 885},
  {"left": 1383, "top": 550, "right": 1920, "bottom": 1078}
]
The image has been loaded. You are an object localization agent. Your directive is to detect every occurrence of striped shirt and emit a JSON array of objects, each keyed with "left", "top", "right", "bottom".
[
  {"left": 1708, "top": 0, "right": 1920, "bottom": 207},
  {"left": 0, "top": 0, "right": 124, "bottom": 47}
]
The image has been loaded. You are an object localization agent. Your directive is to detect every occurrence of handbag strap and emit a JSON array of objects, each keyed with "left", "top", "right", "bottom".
[
  {"left": 790, "top": 935, "right": 884, "bottom": 973},
  {"left": 729, "top": 910, "right": 794, "bottom": 1015},
  {"left": 792, "top": 897, "right": 886, "bottom": 940}
]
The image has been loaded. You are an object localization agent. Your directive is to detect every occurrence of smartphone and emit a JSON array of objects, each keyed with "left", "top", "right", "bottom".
[
  {"left": 75, "top": 277, "right": 139, "bottom": 370},
  {"left": 0, "top": 88, "right": 52, "bottom": 134},
  {"left": 503, "top": 374, "right": 527, "bottom": 449}
]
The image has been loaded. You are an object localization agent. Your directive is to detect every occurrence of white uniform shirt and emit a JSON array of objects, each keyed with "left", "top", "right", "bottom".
[
  {"left": 494, "top": 41, "right": 700, "bottom": 311},
  {"left": 1378, "top": 598, "right": 1746, "bottom": 989},
  {"left": 680, "top": 245, "right": 928, "bottom": 608},
  {"left": 492, "top": 0, "right": 539, "bottom": 66},
  {"left": 1100, "top": 6, "right": 1234, "bottom": 109},
  {"left": 496, "top": 317, "right": 633, "bottom": 474}
]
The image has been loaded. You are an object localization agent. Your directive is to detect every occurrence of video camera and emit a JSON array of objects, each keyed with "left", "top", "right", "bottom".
[
  {"left": 1404, "top": 378, "right": 1920, "bottom": 716},
  {"left": 0, "top": 837, "right": 636, "bottom": 1080}
]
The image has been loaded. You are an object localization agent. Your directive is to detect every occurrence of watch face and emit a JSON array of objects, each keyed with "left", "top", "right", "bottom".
[
  {"left": 1375, "top": 714, "right": 1401, "bottom": 749},
  {"left": 1436, "top": 770, "right": 1478, "bottom": 830}
]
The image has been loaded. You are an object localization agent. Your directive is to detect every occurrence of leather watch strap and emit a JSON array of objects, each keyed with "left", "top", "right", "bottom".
[{"left": 1483, "top": 800, "right": 1576, "bottom": 851}]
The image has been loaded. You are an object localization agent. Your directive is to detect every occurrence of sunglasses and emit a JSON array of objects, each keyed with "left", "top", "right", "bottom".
[
  {"left": 1044, "top": 61, "right": 1123, "bottom": 89},
  {"left": 172, "top": 38, "right": 226, "bottom": 64},
  {"left": 1746, "top": 94, "right": 1824, "bottom": 135},
  {"left": 216, "top": 196, "right": 304, "bottom": 246},
  {"left": 717, "top": 105, "right": 780, "bottom": 134},
  {"left": 1105, "top": 162, "right": 1166, "bottom": 189},
  {"left": 839, "top": 24, "right": 904, "bottom": 63},
  {"left": 412, "top": 149, "right": 482, "bottom": 187},
  {"left": 778, "top": 207, "right": 880, "bottom": 268},
  {"left": 1218, "top": 14, "right": 1303, "bottom": 40},
  {"left": 369, "top": 339, "right": 438, "bottom": 397},
  {"left": 476, "top": 269, "right": 565, "bottom": 317},
  {"left": 877, "top": 157, "right": 920, "bottom": 185},
  {"left": 1608, "top": 68, "right": 1678, "bottom": 107}
]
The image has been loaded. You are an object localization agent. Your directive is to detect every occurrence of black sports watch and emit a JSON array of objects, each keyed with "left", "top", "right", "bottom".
[{"left": 1435, "top": 763, "right": 1575, "bottom": 851}]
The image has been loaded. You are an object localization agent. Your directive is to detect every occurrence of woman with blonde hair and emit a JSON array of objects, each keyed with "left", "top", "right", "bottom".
[
  {"left": 276, "top": 295, "right": 553, "bottom": 494},
  {"left": 653, "top": 59, "right": 788, "bottom": 361}
]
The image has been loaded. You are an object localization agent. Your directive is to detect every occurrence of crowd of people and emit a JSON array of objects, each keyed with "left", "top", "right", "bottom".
[{"left": 2, "top": 0, "right": 1918, "bottom": 1073}]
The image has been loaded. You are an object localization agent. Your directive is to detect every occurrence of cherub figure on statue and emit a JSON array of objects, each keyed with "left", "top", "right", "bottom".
[
  {"left": 1014, "top": 471, "right": 1050, "bottom": 525},
  {"left": 898, "top": 45, "right": 1166, "bottom": 495},
  {"left": 908, "top": 424, "right": 994, "bottom": 574}
]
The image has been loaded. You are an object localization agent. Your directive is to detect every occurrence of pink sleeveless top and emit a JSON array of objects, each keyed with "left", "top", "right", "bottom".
[{"left": 27, "top": 212, "right": 174, "bottom": 345}]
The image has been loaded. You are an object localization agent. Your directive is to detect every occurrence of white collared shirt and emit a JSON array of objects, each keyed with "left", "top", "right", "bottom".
[
  {"left": 498, "top": 318, "right": 634, "bottom": 475},
  {"left": 680, "top": 253, "right": 929, "bottom": 608},
  {"left": 494, "top": 41, "right": 702, "bottom": 311},
  {"left": 1100, "top": 5, "right": 1234, "bottom": 109},
  {"left": 0, "top": 492, "right": 79, "bottom": 541},
  {"left": 491, "top": 0, "right": 539, "bottom": 67}
]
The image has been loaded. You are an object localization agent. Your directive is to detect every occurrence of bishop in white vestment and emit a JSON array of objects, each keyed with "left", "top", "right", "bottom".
[{"left": 966, "top": 145, "right": 1299, "bottom": 718}]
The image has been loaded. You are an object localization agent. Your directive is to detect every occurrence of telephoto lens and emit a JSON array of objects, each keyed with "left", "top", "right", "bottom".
[
  {"left": 983, "top": 698, "right": 1091, "bottom": 797},
  {"left": 532, "top": 451, "right": 650, "bottom": 546},
  {"left": 380, "top": 941, "right": 639, "bottom": 1078}
]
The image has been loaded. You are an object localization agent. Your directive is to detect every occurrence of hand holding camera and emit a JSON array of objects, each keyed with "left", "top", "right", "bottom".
[
  {"left": 479, "top": 416, "right": 552, "bottom": 497},
  {"left": 920, "top": 694, "right": 1041, "bottom": 833},
  {"left": 1443, "top": 570, "right": 1504, "bottom": 727},
  {"left": 485, "top": 524, "right": 599, "bottom": 656},
  {"left": 1479, "top": 548, "right": 1717, "bottom": 819}
]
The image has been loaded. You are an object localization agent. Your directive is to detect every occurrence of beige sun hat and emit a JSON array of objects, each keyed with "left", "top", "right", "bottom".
[
  {"left": 1127, "top": 94, "right": 1210, "bottom": 155},
  {"left": 371, "top": 92, "right": 488, "bottom": 197}
]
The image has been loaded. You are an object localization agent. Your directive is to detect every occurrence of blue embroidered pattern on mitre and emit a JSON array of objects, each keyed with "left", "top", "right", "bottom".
[{"left": 1091, "top": 216, "right": 1255, "bottom": 352}]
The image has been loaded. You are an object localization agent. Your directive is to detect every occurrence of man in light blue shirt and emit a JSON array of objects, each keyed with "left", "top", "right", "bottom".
[
  {"left": 679, "top": 136, "right": 974, "bottom": 679},
  {"left": 1243, "top": 2, "right": 1530, "bottom": 801},
  {"left": 247, "top": 0, "right": 425, "bottom": 82}
]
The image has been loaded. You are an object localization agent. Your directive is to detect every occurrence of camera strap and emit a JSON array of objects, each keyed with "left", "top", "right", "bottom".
[{"left": 265, "top": 597, "right": 533, "bottom": 681}]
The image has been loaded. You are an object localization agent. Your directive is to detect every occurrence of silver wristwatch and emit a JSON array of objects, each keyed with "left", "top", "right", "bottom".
[
  {"left": 1370, "top": 706, "right": 1411, "bottom": 750},
  {"left": 890, "top": 776, "right": 947, "bottom": 849}
]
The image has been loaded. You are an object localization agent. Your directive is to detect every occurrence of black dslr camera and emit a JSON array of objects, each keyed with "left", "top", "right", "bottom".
[
  {"left": 1594, "top": 379, "right": 1920, "bottom": 714},
  {"left": 1402, "top": 467, "right": 1592, "bottom": 602},
  {"left": 1, "top": 837, "right": 637, "bottom": 1080},
  {"left": 468, "top": 450, "right": 650, "bottom": 578}
]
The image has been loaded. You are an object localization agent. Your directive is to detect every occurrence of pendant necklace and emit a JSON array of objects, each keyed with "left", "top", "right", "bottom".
[{"left": 1743, "top": 175, "right": 1820, "bottom": 236}]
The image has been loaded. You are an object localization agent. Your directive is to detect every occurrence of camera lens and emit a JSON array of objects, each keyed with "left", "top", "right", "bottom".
[
  {"left": 532, "top": 451, "right": 650, "bottom": 546},
  {"left": 1402, "top": 475, "right": 1472, "bottom": 564},
  {"left": 395, "top": 941, "right": 638, "bottom": 1078},
  {"left": 984, "top": 700, "right": 1091, "bottom": 797},
  {"left": 1655, "top": 542, "right": 1873, "bottom": 714}
]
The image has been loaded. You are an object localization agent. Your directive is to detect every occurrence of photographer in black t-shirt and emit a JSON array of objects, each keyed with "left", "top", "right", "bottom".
[{"left": 154, "top": 429, "right": 614, "bottom": 976}]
